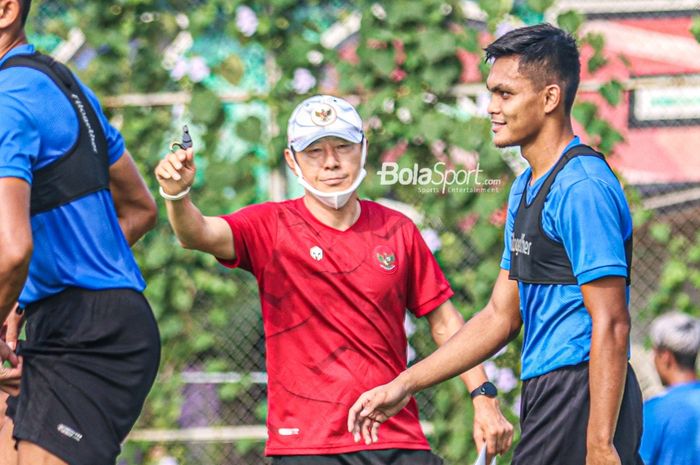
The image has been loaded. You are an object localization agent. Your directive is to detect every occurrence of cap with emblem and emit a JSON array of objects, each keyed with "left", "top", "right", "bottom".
[
  {"left": 287, "top": 95, "right": 364, "bottom": 152},
  {"left": 286, "top": 95, "right": 368, "bottom": 210}
]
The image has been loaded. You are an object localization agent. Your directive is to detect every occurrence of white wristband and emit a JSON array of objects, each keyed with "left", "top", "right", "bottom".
[{"left": 159, "top": 186, "right": 191, "bottom": 201}]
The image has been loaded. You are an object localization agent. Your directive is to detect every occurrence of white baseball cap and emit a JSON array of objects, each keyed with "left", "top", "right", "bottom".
[{"left": 287, "top": 95, "right": 364, "bottom": 152}]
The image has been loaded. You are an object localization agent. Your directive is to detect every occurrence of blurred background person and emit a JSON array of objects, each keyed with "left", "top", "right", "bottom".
[{"left": 640, "top": 311, "right": 700, "bottom": 465}]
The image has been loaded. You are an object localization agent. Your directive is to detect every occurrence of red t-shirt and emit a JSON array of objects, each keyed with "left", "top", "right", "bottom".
[{"left": 218, "top": 198, "right": 453, "bottom": 456}]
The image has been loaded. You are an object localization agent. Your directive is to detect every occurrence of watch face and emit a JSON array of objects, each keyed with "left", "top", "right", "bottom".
[
  {"left": 471, "top": 381, "right": 498, "bottom": 398},
  {"left": 481, "top": 382, "right": 497, "bottom": 397}
]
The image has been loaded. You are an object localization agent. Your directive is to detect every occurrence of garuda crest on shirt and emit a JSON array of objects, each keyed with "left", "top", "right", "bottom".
[{"left": 373, "top": 245, "right": 397, "bottom": 273}]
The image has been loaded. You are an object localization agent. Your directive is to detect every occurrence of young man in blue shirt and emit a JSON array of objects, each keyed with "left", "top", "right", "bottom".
[
  {"left": 348, "top": 24, "right": 643, "bottom": 465},
  {"left": 640, "top": 312, "right": 700, "bottom": 465},
  {"left": 0, "top": 1, "right": 160, "bottom": 464}
]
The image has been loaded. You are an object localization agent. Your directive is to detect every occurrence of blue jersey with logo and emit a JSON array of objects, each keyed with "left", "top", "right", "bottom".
[
  {"left": 501, "top": 137, "right": 633, "bottom": 380},
  {"left": 0, "top": 44, "right": 145, "bottom": 306},
  {"left": 640, "top": 381, "right": 700, "bottom": 465}
]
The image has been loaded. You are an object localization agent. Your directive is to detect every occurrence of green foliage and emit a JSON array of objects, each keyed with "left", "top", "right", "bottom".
[
  {"left": 645, "top": 227, "right": 700, "bottom": 320},
  {"left": 572, "top": 101, "right": 624, "bottom": 154},
  {"left": 557, "top": 9, "right": 585, "bottom": 34},
  {"left": 691, "top": 16, "right": 700, "bottom": 43},
  {"left": 478, "top": 0, "right": 513, "bottom": 24},
  {"left": 527, "top": 0, "right": 555, "bottom": 14},
  {"left": 582, "top": 32, "right": 608, "bottom": 73},
  {"left": 599, "top": 79, "right": 624, "bottom": 106}
]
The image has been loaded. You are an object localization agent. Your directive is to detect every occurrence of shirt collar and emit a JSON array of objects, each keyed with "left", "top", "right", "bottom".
[
  {"left": 0, "top": 43, "right": 36, "bottom": 68},
  {"left": 562, "top": 135, "right": 582, "bottom": 154}
]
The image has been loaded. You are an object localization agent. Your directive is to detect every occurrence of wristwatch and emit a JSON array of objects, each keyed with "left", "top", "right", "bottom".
[{"left": 470, "top": 381, "right": 498, "bottom": 399}]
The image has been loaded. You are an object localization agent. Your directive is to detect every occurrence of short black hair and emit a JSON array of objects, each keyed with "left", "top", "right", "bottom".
[
  {"left": 674, "top": 351, "right": 698, "bottom": 371},
  {"left": 19, "top": 0, "right": 31, "bottom": 27},
  {"left": 661, "top": 346, "right": 698, "bottom": 372},
  {"left": 484, "top": 23, "right": 580, "bottom": 114}
]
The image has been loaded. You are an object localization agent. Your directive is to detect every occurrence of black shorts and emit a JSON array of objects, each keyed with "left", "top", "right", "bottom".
[
  {"left": 6, "top": 287, "right": 160, "bottom": 465},
  {"left": 271, "top": 449, "right": 444, "bottom": 465},
  {"left": 513, "top": 362, "right": 644, "bottom": 465}
]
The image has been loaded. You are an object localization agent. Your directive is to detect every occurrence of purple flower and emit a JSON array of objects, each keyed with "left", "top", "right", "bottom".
[
  {"left": 397, "top": 107, "right": 412, "bottom": 123},
  {"left": 171, "top": 103, "right": 185, "bottom": 120},
  {"left": 495, "top": 20, "right": 516, "bottom": 39},
  {"left": 307, "top": 50, "right": 324, "bottom": 65},
  {"left": 74, "top": 47, "right": 96, "bottom": 71},
  {"left": 179, "top": 381, "right": 220, "bottom": 428},
  {"left": 371, "top": 3, "right": 387, "bottom": 20},
  {"left": 236, "top": 5, "right": 258, "bottom": 37},
  {"left": 188, "top": 56, "right": 210, "bottom": 83},
  {"left": 421, "top": 229, "right": 442, "bottom": 253},
  {"left": 494, "top": 367, "right": 518, "bottom": 393},
  {"left": 368, "top": 116, "right": 382, "bottom": 130},
  {"left": 382, "top": 98, "right": 395, "bottom": 113},
  {"left": 157, "top": 458, "right": 178, "bottom": 465},
  {"left": 404, "top": 314, "right": 417, "bottom": 362},
  {"left": 406, "top": 345, "right": 416, "bottom": 363},
  {"left": 170, "top": 57, "right": 188, "bottom": 81},
  {"left": 404, "top": 314, "right": 417, "bottom": 337},
  {"left": 292, "top": 68, "right": 316, "bottom": 94},
  {"left": 484, "top": 361, "right": 498, "bottom": 380},
  {"left": 476, "top": 91, "right": 490, "bottom": 116}
]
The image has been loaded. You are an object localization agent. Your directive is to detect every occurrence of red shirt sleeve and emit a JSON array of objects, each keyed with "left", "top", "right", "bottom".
[
  {"left": 405, "top": 223, "right": 454, "bottom": 317},
  {"left": 217, "top": 202, "right": 279, "bottom": 276}
]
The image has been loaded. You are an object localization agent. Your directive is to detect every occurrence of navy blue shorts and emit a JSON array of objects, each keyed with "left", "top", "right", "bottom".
[{"left": 513, "top": 362, "right": 644, "bottom": 465}]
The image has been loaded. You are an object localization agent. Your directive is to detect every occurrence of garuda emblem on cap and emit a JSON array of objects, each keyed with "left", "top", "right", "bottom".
[{"left": 310, "top": 103, "right": 337, "bottom": 126}]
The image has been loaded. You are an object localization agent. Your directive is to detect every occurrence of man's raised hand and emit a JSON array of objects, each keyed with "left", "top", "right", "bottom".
[{"left": 155, "top": 147, "right": 196, "bottom": 196}]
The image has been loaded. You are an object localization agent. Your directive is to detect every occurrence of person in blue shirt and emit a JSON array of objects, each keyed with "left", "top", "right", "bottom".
[
  {"left": 348, "top": 23, "right": 643, "bottom": 465},
  {"left": 0, "top": 1, "right": 160, "bottom": 464},
  {"left": 640, "top": 312, "right": 700, "bottom": 465}
]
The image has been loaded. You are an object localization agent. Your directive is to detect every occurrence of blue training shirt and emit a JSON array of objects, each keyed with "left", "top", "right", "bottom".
[
  {"left": 640, "top": 381, "right": 700, "bottom": 465},
  {"left": 501, "top": 137, "right": 633, "bottom": 380},
  {"left": 0, "top": 44, "right": 145, "bottom": 306}
]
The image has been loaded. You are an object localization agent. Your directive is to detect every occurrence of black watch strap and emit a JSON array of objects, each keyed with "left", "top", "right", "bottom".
[{"left": 470, "top": 381, "right": 498, "bottom": 399}]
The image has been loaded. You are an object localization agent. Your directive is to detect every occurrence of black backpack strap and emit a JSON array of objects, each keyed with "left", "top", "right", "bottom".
[
  {"left": 1, "top": 52, "right": 110, "bottom": 215},
  {"left": 535, "top": 144, "right": 605, "bottom": 199},
  {"left": 552, "top": 143, "right": 633, "bottom": 285}
]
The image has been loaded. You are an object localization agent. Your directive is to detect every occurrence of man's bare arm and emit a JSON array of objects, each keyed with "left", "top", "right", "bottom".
[
  {"left": 582, "top": 276, "right": 630, "bottom": 463},
  {"left": 0, "top": 178, "right": 30, "bottom": 367},
  {"left": 155, "top": 147, "right": 234, "bottom": 259},
  {"left": 109, "top": 150, "right": 157, "bottom": 245},
  {"left": 0, "top": 178, "right": 31, "bottom": 322},
  {"left": 426, "top": 300, "right": 514, "bottom": 459},
  {"left": 401, "top": 270, "right": 521, "bottom": 393}
]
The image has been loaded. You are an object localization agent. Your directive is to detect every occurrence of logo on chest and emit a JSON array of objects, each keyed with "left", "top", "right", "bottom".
[
  {"left": 373, "top": 245, "right": 397, "bottom": 273},
  {"left": 310, "top": 245, "right": 324, "bottom": 261},
  {"left": 511, "top": 233, "right": 532, "bottom": 256}
]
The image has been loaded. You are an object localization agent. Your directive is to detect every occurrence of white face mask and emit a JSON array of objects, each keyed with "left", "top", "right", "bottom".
[{"left": 291, "top": 138, "right": 367, "bottom": 210}]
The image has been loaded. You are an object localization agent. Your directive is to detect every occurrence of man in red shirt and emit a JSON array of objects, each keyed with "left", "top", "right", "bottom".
[{"left": 155, "top": 95, "right": 512, "bottom": 464}]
